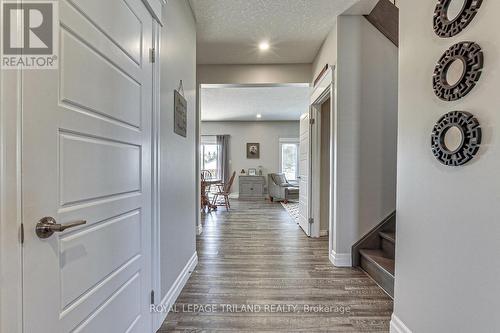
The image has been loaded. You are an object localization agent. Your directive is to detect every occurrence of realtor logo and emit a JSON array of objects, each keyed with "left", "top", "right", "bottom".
[{"left": 1, "top": 1, "right": 58, "bottom": 69}]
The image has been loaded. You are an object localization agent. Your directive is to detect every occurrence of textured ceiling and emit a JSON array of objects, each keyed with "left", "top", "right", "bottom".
[
  {"left": 201, "top": 85, "right": 310, "bottom": 121},
  {"left": 189, "top": 0, "right": 361, "bottom": 64}
]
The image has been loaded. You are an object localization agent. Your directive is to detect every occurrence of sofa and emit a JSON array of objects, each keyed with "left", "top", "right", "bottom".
[{"left": 268, "top": 173, "right": 299, "bottom": 203}]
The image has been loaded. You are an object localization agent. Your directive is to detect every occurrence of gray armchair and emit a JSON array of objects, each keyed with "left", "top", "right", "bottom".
[{"left": 268, "top": 173, "right": 299, "bottom": 203}]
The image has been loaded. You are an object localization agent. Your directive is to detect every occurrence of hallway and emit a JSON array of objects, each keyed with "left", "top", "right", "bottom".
[{"left": 160, "top": 200, "right": 393, "bottom": 332}]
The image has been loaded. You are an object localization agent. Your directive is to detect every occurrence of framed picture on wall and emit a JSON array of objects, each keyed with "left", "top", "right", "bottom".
[
  {"left": 247, "top": 143, "right": 260, "bottom": 159},
  {"left": 174, "top": 89, "right": 187, "bottom": 137}
]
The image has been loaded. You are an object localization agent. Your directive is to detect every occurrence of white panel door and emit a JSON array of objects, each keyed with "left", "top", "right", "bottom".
[
  {"left": 22, "top": 0, "right": 153, "bottom": 332},
  {"left": 298, "top": 113, "right": 311, "bottom": 236}
]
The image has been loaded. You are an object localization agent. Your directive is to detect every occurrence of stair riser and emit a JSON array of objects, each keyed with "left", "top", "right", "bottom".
[
  {"left": 381, "top": 238, "right": 395, "bottom": 259},
  {"left": 360, "top": 256, "right": 394, "bottom": 298}
]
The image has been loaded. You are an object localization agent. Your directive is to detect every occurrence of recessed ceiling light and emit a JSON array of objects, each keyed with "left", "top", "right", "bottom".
[
  {"left": 256, "top": 114, "right": 262, "bottom": 119},
  {"left": 258, "top": 41, "right": 270, "bottom": 51}
]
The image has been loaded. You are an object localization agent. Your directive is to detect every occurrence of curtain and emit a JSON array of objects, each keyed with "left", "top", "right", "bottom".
[{"left": 216, "top": 135, "right": 230, "bottom": 183}]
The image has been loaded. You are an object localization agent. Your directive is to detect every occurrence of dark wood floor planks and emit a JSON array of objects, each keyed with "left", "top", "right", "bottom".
[{"left": 159, "top": 200, "right": 393, "bottom": 332}]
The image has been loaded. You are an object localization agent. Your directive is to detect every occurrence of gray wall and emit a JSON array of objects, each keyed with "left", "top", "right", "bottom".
[
  {"left": 312, "top": 24, "right": 337, "bottom": 82},
  {"left": 393, "top": 0, "right": 500, "bottom": 331},
  {"left": 159, "top": 0, "right": 197, "bottom": 300},
  {"left": 197, "top": 64, "right": 312, "bottom": 85},
  {"left": 335, "top": 16, "right": 398, "bottom": 255},
  {"left": 312, "top": 16, "right": 398, "bottom": 261},
  {"left": 200, "top": 121, "right": 300, "bottom": 195}
]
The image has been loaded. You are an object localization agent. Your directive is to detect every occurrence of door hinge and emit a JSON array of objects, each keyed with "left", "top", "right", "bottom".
[
  {"left": 309, "top": 118, "right": 315, "bottom": 125},
  {"left": 150, "top": 48, "right": 156, "bottom": 63},
  {"left": 20, "top": 223, "right": 24, "bottom": 244},
  {"left": 308, "top": 217, "right": 314, "bottom": 224},
  {"left": 150, "top": 290, "right": 155, "bottom": 305}
]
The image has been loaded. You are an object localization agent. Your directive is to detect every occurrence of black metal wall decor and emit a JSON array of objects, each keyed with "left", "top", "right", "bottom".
[
  {"left": 433, "top": 41, "right": 483, "bottom": 101},
  {"left": 433, "top": 0, "right": 483, "bottom": 38},
  {"left": 431, "top": 111, "right": 481, "bottom": 166}
]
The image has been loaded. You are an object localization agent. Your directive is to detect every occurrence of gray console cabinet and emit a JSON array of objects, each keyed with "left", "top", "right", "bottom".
[{"left": 238, "top": 176, "right": 266, "bottom": 200}]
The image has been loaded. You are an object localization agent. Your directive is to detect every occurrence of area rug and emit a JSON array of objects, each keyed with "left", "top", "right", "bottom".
[{"left": 281, "top": 201, "right": 299, "bottom": 223}]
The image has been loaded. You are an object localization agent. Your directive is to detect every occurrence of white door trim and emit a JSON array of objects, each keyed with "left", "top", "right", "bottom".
[
  {"left": 309, "top": 67, "right": 335, "bottom": 242},
  {"left": 0, "top": 62, "right": 23, "bottom": 333},
  {"left": 149, "top": 4, "right": 166, "bottom": 328},
  {"left": 142, "top": 0, "right": 165, "bottom": 25},
  {"left": 298, "top": 112, "right": 312, "bottom": 236},
  {"left": 309, "top": 105, "right": 321, "bottom": 238},
  {"left": 151, "top": 19, "right": 162, "bottom": 331},
  {"left": 390, "top": 313, "right": 413, "bottom": 333}
]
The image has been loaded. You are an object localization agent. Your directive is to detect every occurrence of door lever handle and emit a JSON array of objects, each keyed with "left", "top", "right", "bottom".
[{"left": 36, "top": 217, "right": 87, "bottom": 239}]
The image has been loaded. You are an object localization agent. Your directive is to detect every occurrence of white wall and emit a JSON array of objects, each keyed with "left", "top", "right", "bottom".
[
  {"left": 311, "top": 16, "right": 398, "bottom": 264},
  {"left": 159, "top": 0, "right": 197, "bottom": 306},
  {"left": 393, "top": 1, "right": 500, "bottom": 331},
  {"left": 200, "top": 121, "right": 300, "bottom": 195}
]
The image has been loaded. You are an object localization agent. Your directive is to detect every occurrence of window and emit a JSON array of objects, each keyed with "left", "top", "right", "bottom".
[
  {"left": 200, "top": 136, "right": 219, "bottom": 178},
  {"left": 279, "top": 138, "right": 299, "bottom": 181}
]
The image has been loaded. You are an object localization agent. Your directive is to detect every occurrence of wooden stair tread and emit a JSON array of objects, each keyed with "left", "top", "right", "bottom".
[
  {"left": 359, "top": 249, "right": 395, "bottom": 276},
  {"left": 379, "top": 231, "right": 395, "bottom": 244}
]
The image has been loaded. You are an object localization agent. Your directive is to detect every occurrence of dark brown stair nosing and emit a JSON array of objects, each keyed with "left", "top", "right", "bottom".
[
  {"left": 359, "top": 249, "right": 395, "bottom": 276},
  {"left": 379, "top": 231, "right": 395, "bottom": 244}
]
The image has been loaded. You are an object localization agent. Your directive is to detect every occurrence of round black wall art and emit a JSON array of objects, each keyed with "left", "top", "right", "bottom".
[
  {"left": 434, "top": 0, "right": 483, "bottom": 38},
  {"left": 431, "top": 111, "right": 481, "bottom": 166},
  {"left": 433, "top": 41, "right": 483, "bottom": 101}
]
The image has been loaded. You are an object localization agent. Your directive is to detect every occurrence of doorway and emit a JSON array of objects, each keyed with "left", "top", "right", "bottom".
[
  {"left": 308, "top": 66, "right": 334, "bottom": 243},
  {"left": 319, "top": 98, "right": 331, "bottom": 237},
  {"left": 197, "top": 83, "right": 310, "bottom": 229}
]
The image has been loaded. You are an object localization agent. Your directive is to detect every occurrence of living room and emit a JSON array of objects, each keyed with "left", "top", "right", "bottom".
[{"left": 199, "top": 84, "right": 308, "bottom": 223}]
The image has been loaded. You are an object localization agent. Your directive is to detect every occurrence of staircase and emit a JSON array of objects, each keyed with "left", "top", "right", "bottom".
[
  {"left": 352, "top": 212, "right": 396, "bottom": 297},
  {"left": 365, "top": 0, "right": 399, "bottom": 47},
  {"left": 354, "top": 1, "right": 398, "bottom": 299}
]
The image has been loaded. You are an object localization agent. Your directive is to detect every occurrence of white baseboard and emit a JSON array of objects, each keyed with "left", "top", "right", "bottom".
[
  {"left": 229, "top": 192, "right": 239, "bottom": 199},
  {"left": 196, "top": 223, "right": 202, "bottom": 235},
  {"left": 319, "top": 229, "right": 328, "bottom": 237},
  {"left": 155, "top": 251, "right": 198, "bottom": 330},
  {"left": 329, "top": 250, "right": 352, "bottom": 267},
  {"left": 390, "top": 313, "right": 412, "bottom": 333}
]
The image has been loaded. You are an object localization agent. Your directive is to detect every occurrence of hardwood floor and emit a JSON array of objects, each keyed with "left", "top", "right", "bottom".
[{"left": 159, "top": 200, "right": 393, "bottom": 332}]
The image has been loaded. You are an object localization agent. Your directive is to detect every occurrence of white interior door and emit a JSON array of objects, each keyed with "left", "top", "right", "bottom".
[
  {"left": 298, "top": 112, "right": 311, "bottom": 236},
  {"left": 22, "top": 0, "right": 153, "bottom": 332}
]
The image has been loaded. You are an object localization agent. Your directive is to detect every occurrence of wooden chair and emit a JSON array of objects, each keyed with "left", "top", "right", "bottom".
[
  {"left": 201, "top": 169, "right": 215, "bottom": 195},
  {"left": 200, "top": 170, "right": 214, "bottom": 211},
  {"left": 201, "top": 170, "right": 212, "bottom": 181},
  {"left": 212, "top": 171, "right": 236, "bottom": 211}
]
